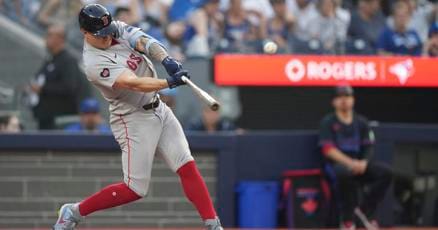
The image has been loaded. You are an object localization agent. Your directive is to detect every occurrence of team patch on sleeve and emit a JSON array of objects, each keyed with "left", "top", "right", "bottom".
[{"left": 100, "top": 68, "right": 110, "bottom": 78}]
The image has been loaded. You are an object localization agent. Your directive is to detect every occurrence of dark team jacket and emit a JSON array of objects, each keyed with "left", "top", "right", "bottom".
[
  {"left": 319, "top": 112, "right": 374, "bottom": 160},
  {"left": 33, "top": 50, "right": 91, "bottom": 119}
]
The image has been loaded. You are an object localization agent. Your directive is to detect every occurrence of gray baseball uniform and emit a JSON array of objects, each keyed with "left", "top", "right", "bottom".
[{"left": 83, "top": 21, "right": 194, "bottom": 196}]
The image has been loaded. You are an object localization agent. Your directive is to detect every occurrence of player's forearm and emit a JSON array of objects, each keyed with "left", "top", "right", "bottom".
[
  {"left": 136, "top": 37, "right": 168, "bottom": 62},
  {"left": 325, "top": 147, "right": 355, "bottom": 168},
  {"left": 128, "top": 77, "right": 168, "bottom": 92},
  {"left": 115, "top": 71, "right": 169, "bottom": 92}
]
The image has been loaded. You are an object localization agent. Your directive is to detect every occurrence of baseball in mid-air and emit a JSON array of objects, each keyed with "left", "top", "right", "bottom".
[{"left": 263, "top": 41, "right": 278, "bottom": 54}]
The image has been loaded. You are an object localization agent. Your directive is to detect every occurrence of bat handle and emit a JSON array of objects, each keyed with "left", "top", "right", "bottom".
[
  {"left": 181, "top": 76, "right": 195, "bottom": 89},
  {"left": 181, "top": 76, "right": 189, "bottom": 83}
]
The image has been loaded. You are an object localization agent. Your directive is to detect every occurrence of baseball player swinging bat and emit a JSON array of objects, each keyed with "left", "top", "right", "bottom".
[{"left": 53, "top": 3, "right": 224, "bottom": 230}]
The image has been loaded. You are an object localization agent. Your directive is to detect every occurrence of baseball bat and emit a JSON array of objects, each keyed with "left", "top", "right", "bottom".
[
  {"left": 139, "top": 54, "right": 220, "bottom": 110},
  {"left": 181, "top": 76, "right": 220, "bottom": 111}
]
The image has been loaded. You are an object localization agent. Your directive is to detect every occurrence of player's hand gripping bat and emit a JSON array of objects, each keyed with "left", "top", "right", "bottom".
[
  {"left": 181, "top": 76, "right": 220, "bottom": 111},
  {"left": 140, "top": 54, "right": 220, "bottom": 111}
]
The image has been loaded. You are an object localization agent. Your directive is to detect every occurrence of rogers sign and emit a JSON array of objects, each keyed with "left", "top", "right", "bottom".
[
  {"left": 285, "top": 59, "right": 377, "bottom": 82},
  {"left": 214, "top": 54, "right": 438, "bottom": 87}
]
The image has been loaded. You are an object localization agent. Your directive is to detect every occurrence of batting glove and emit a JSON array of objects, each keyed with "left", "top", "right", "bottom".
[
  {"left": 167, "top": 70, "right": 189, "bottom": 89},
  {"left": 162, "top": 56, "right": 182, "bottom": 76}
]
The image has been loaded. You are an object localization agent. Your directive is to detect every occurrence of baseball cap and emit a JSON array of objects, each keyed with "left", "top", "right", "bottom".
[
  {"left": 80, "top": 98, "right": 100, "bottom": 113},
  {"left": 334, "top": 85, "right": 354, "bottom": 97},
  {"left": 429, "top": 22, "right": 438, "bottom": 38}
]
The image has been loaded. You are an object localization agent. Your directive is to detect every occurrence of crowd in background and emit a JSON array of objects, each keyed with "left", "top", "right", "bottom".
[
  {"left": 1, "top": 0, "right": 438, "bottom": 58},
  {"left": 1, "top": 0, "right": 437, "bottom": 133}
]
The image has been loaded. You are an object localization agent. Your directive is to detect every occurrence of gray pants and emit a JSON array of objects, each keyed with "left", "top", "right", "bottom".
[{"left": 110, "top": 102, "right": 194, "bottom": 196}]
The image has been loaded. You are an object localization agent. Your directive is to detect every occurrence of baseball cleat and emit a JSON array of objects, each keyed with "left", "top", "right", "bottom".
[
  {"left": 370, "top": 220, "right": 380, "bottom": 229},
  {"left": 52, "top": 203, "right": 82, "bottom": 230},
  {"left": 205, "top": 218, "right": 224, "bottom": 230},
  {"left": 340, "top": 220, "right": 356, "bottom": 230}
]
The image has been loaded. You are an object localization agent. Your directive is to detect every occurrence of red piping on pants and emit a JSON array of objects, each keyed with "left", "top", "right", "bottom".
[{"left": 120, "top": 115, "right": 131, "bottom": 186}]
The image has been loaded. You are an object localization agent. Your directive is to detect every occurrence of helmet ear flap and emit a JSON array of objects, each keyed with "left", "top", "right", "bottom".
[{"left": 112, "top": 30, "right": 120, "bottom": 39}]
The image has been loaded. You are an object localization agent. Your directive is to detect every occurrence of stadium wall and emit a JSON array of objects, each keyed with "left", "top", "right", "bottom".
[{"left": 2, "top": 123, "right": 437, "bottom": 227}]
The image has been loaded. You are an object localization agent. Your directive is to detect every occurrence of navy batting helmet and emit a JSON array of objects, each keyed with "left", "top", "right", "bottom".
[{"left": 78, "top": 4, "right": 117, "bottom": 37}]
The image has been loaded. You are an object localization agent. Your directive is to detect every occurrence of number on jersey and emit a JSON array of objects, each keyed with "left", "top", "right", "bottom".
[{"left": 126, "top": 53, "right": 142, "bottom": 71}]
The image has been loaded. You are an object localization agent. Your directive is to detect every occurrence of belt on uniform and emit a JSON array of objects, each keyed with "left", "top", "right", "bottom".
[{"left": 142, "top": 99, "right": 160, "bottom": 111}]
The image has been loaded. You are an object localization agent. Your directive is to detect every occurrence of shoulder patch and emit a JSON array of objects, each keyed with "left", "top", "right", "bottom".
[{"left": 100, "top": 68, "right": 110, "bottom": 78}]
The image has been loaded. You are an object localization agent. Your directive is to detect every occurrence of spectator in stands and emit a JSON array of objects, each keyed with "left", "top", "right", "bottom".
[
  {"left": 235, "top": 0, "right": 272, "bottom": 37},
  {"left": 307, "top": 0, "right": 349, "bottom": 53},
  {"left": 423, "top": 21, "right": 438, "bottom": 56},
  {"left": 64, "top": 98, "right": 110, "bottom": 133},
  {"left": 334, "top": 0, "right": 351, "bottom": 23},
  {"left": 164, "top": 21, "right": 186, "bottom": 60},
  {"left": 347, "top": 0, "right": 386, "bottom": 54},
  {"left": 167, "top": 0, "right": 199, "bottom": 22},
  {"left": 185, "top": 0, "right": 223, "bottom": 56},
  {"left": 378, "top": 0, "right": 422, "bottom": 56},
  {"left": 114, "top": 6, "right": 138, "bottom": 25},
  {"left": 319, "top": 85, "right": 392, "bottom": 230},
  {"left": 188, "top": 105, "right": 237, "bottom": 133},
  {"left": 98, "top": 0, "right": 143, "bottom": 20},
  {"left": 164, "top": 0, "right": 216, "bottom": 58},
  {"left": 287, "top": 0, "right": 318, "bottom": 41},
  {"left": 387, "top": 0, "right": 437, "bottom": 42},
  {"left": 114, "top": 6, "right": 165, "bottom": 42},
  {"left": 406, "top": 0, "right": 437, "bottom": 42},
  {"left": 143, "top": 0, "right": 173, "bottom": 27},
  {"left": 30, "top": 24, "right": 91, "bottom": 130},
  {"left": 220, "top": 0, "right": 275, "bottom": 18},
  {"left": 0, "top": 0, "right": 22, "bottom": 24},
  {"left": 222, "top": 0, "right": 265, "bottom": 53},
  {"left": 35, "top": 0, "right": 85, "bottom": 49},
  {"left": 142, "top": 0, "right": 170, "bottom": 42},
  {"left": 0, "top": 114, "right": 22, "bottom": 133},
  {"left": 267, "top": 0, "right": 294, "bottom": 52},
  {"left": 37, "top": 0, "right": 83, "bottom": 28}
]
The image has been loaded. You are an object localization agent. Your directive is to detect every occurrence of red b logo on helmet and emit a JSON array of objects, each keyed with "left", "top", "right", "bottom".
[{"left": 102, "top": 15, "right": 109, "bottom": 26}]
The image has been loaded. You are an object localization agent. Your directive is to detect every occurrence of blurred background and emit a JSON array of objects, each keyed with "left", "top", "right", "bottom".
[{"left": 0, "top": 0, "right": 438, "bottom": 229}]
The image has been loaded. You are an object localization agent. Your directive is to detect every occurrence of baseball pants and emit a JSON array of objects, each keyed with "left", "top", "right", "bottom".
[{"left": 110, "top": 101, "right": 194, "bottom": 196}]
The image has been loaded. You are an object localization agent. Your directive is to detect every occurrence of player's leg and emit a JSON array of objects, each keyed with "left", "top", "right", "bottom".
[
  {"left": 80, "top": 111, "right": 162, "bottom": 213},
  {"left": 357, "top": 162, "right": 393, "bottom": 226},
  {"left": 156, "top": 104, "right": 222, "bottom": 229},
  {"left": 53, "top": 111, "right": 162, "bottom": 229},
  {"left": 332, "top": 163, "right": 359, "bottom": 230}
]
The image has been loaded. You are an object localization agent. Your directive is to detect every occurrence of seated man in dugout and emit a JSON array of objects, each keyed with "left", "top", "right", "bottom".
[{"left": 319, "top": 85, "right": 393, "bottom": 230}]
